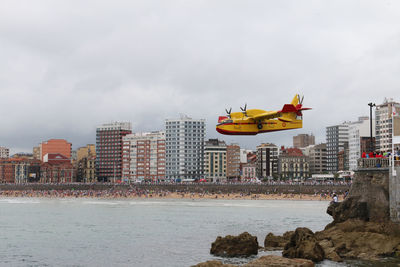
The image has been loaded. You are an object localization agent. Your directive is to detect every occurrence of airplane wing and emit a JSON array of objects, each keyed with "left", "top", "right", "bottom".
[{"left": 251, "top": 110, "right": 281, "bottom": 121}]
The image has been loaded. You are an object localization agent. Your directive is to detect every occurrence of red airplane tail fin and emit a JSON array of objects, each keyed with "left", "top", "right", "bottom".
[{"left": 279, "top": 95, "right": 311, "bottom": 119}]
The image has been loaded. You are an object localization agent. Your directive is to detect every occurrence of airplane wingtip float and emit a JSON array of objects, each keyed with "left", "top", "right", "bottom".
[{"left": 216, "top": 94, "right": 311, "bottom": 135}]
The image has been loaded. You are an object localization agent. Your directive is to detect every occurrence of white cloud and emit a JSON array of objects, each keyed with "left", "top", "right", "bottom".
[{"left": 1, "top": 0, "right": 399, "bottom": 153}]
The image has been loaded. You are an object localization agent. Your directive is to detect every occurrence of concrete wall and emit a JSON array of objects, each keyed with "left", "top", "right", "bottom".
[
  {"left": 0, "top": 183, "right": 350, "bottom": 195},
  {"left": 390, "top": 166, "right": 400, "bottom": 222}
]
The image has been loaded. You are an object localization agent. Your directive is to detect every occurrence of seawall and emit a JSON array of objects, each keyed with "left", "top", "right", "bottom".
[{"left": 0, "top": 183, "right": 350, "bottom": 195}]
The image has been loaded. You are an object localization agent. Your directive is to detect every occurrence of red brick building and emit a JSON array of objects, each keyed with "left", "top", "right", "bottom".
[
  {"left": 0, "top": 158, "right": 41, "bottom": 183},
  {"left": 40, "top": 153, "right": 74, "bottom": 183},
  {"left": 40, "top": 139, "right": 72, "bottom": 161},
  {"left": 96, "top": 122, "right": 132, "bottom": 182}
]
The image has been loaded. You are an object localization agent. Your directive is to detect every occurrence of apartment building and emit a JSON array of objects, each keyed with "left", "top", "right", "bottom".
[
  {"left": 375, "top": 98, "right": 400, "bottom": 153},
  {"left": 303, "top": 143, "right": 327, "bottom": 174},
  {"left": 278, "top": 147, "right": 310, "bottom": 180},
  {"left": 0, "top": 146, "right": 9, "bottom": 158},
  {"left": 39, "top": 139, "right": 72, "bottom": 161},
  {"left": 122, "top": 131, "right": 166, "bottom": 182},
  {"left": 326, "top": 122, "right": 349, "bottom": 173},
  {"left": 256, "top": 143, "right": 279, "bottom": 179},
  {"left": 226, "top": 144, "right": 241, "bottom": 181},
  {"left": 204, "top": 139, "right": 226, "bottom": 182},
  {"left": 293, "top": 134, "right": 315, "bottom": 148},
  {"left": 348, "top": 117, "right": 374, "bottom": 170},
  {"left": 96, "top": 122, "right": 132, "bottom": 182},
  {"left": 165, "top": 116, "right": 205, "bottom": 181}
]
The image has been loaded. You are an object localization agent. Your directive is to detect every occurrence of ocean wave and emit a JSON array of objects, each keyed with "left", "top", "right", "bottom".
[{"left": 0, "top": 198, "right": 41, "bottom": 204}]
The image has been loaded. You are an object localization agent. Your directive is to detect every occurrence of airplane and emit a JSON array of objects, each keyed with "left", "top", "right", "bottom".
[{"left": 216, "top": 94, "right": 311, "bottom": 135}]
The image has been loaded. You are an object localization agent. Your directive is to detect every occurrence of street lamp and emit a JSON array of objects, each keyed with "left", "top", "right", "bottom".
[{"left": 368, "top": 102, "right": 376, "bottom": 152}]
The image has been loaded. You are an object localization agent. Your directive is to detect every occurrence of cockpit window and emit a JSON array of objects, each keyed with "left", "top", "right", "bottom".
[{"left": 218, "top": 119, "right": 233, "bottom": 126}]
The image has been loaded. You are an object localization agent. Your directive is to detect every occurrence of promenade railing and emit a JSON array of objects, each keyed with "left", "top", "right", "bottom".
[{"left": 357, "top": 158, "right": 390, "bottom": 169}]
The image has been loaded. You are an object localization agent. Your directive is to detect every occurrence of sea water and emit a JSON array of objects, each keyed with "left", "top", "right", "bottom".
[{"left": 0, "top": 198, "right": 391, "bottom": 267}]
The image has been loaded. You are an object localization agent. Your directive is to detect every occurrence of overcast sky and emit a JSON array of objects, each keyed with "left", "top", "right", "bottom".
[{"left": 1, "top": 0, "right": 399, "bottom": 154}]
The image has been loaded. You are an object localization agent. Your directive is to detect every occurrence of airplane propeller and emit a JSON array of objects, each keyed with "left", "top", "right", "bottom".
[
  {"left": 225, "top": 108, "right": 232, "bottom": 118},
  {"left": 295, "top": 95, "right": 310, "bottom": 117},
  {"left": 240, "top": 104, "right": 247, "bottom": 116}
]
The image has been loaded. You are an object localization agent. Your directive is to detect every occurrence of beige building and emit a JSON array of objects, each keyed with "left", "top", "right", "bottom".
[
  {"left": 303, "top": 144, "right": 327, "bottom": 174},
  {"left": 0, "top": 146, "right": 9, "bottom": 158},
  {"left": 226, "top": 144, "right": 241, "bottom": 181},
  {"left": 77, "top": 157, "right": 96, "bottom": 183},
  {"left": 279, "top": 147, "right": 310, "bottom": 180},
  {"left": 293, "top": 134, "right": 315, "bottom": 148},
  {"left": 77, "top": 144, "right": 96, "bottom": 162},
  {"left": 375, "top": 98, "right": 400, "bottom": 152},
  {"left": 204, "top": 139, "right": 226, "bottom": 182},
  {"left": 33, "top": 146, "right": 41, "bottom": 160}
]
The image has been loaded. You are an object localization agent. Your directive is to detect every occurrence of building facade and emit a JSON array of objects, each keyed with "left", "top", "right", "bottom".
[
  {"left": 256, "top": 143, "right": 279, "bottom": 179},
  {"left": 278, "top": 147, "right": 310, "bottom": 180},
  {"left": 96, "top": 122, "right": 132, "bottom": 182},
  {"left": 241, "top": 163, "right": 257, "bottom": 181},
  {"left": 0, "top": 146, "right": 9, "bottom": 158},
  {"left": 76, "top": 144, "right": 96, "bottom": 162},
  {"left": 303, "top": 143, "right": 327, "bottom": 174},
  {"left": 40, "top": 153, "right": 74, "bottom": 183},
  {"left": 165, "top": 116, "right": 205, "bottom": 181},
  {"left": 76, "top": 157, "right": 96, "bottom": 183},
  {"left": 204, "top": 139, "right": 226, "bottom": 182},
  {"left": 226, "top": 144, "right": 241, "bottom": 181},
  {"left": 375, "top": 99, "right": 400, "bottom": 153},
  {"left": 326, "top": 122, "right": 349, "bottom": 173},
  {"left": 348, "top": 117, "right": 374, "bottom": 171},
  {"left": 293, "top": 134, "right": 315, "bottom": 148},
  {"left": 122, "top": 131, "right": 166, "bottom": 182},
  {"left": 39, "top": 139, "right": 72, "bottom": 161},
  {"left": 0, "top": 158, "right": 41, "bottom": 183},
  {"left": 33, "top": 146, "right": 40, "bottom": 160}
]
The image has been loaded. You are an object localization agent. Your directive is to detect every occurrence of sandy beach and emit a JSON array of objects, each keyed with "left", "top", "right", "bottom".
[{"left": 0, "top": 189, "right": 338, "bottom": 201}]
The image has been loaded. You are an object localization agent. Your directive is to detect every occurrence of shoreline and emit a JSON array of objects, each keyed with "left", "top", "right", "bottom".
[{"left": 0, "top": 191, "right": 336, "bottom": 201}]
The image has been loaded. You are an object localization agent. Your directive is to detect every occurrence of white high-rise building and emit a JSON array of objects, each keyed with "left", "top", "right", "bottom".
[
  {"left": 0, "top": 146, "right": 9, "bottom": 158},
  {"left": 165, "top": 115, "right": 205, "bottom": 181},
  {"left": 326, "top": 122, "right": 349, "bottom": 173},
  {"left": 348, "top": 117, "right": 374, "bottom": 171},
  {"left": 375, "top": 98, "right": 400, "bottom": 153},
  {"left": 122, "top": 131, "right": 165, "bottom": 182}
]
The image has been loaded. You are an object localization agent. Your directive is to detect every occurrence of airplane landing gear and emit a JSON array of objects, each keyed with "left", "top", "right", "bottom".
[{"left": 257, "top": 122, "right": 263, "bottom": 130}]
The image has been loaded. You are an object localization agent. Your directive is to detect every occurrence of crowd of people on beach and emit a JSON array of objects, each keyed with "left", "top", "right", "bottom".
[{"left": 0, "top": 184, "right": 349, "bottom": 201}]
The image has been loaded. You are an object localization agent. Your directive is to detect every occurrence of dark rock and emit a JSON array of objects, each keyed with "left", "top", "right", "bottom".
[
  {"left": 243, "top": 255, "right": 314, "bottom": 267},
  {"left": 326, "top": 170, "right": 389, "bottom": 224},
  {"left": 282, "top": 228, "right": 325, "bottom": 262},
  {"left": 327, "top": 197, "right": 369, "bottom": 224},
  {"left": 315, "top": 219, "right": 400, "bottom": 261},
  {"left": 210, "top": 232, "right": 258, "bottom": 257},
  {"left": 191, "top": 261, "right": 236, "bottom": 267},
  {"left": 264, "top": 231, "right": 293, "bottom": 249}
]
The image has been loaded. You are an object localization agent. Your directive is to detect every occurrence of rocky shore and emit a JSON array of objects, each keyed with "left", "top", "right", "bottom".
[{"left": 195, "top": 168, "right": 400, "bottom": 266}]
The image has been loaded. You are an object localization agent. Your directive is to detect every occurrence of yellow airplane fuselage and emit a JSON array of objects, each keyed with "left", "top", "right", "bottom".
[{"left": 216, "top": 110, "right": 302, "bottom": 135}]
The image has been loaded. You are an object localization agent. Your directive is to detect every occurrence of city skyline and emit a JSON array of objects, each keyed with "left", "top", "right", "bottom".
[{"left": 1, "top": 1, "right": 400, "bottom": 153}]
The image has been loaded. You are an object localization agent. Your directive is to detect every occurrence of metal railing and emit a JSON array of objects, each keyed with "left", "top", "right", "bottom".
[{"left": 357, "top": 158, "right": 390, "bottom": 169}]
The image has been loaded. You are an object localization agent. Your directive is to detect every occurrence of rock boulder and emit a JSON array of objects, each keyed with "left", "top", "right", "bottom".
[
  {"left": 210, "top": 232, "right": 258, "bottom": 257},
  {"left": 282, "top": 228, "right": 325, "bottom": 262},
  {"left": 264, "top": 231, "right": 293, "bottom": 249},
  {"left": 243, "top": 255, "right": 314, "bottom": 267}
]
